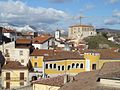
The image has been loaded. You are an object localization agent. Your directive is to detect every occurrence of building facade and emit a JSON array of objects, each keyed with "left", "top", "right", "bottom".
[
  {"left": 1, "top": 61, "right": 29, "bottom": 89},
  {"left": 30, "top": 49, "right": 120, "bottom": 78},
  {"left": 68, "top": 25, "right": 96, "bottom": 39},
  {"left": 32, "top": 35, "right": 54, "bottom": 49}
]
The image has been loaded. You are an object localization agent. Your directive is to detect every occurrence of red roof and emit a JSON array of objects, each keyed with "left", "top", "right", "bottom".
[
  {"left": 2, "top": 61, "right": 27, "bottom": 70},
  {"left": 16, "top": 38, "right": 31, "bottom": 44},
  {"left": 30, "top": 49, "right": 84, "bottom": 60},
  {"left": 33, "top": 75, "right": 66, "bottom": 87},
  {"left": 30, "top": 49, "right": 54, "bottom": 56},
  {"left": 32, "top": 35, "right": 52, "bottom": 44}
]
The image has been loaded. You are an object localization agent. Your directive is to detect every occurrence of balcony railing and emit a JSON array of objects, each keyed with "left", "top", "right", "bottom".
[{"left": 4, "top": 77, "right": 27, "bottom": 81}]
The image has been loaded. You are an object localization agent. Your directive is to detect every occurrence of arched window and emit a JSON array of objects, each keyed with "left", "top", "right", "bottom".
[
  {"left": 62, "top": 66, "right": 64, "bottom": 71},
  {"left": 76, "top": 63, "right": 79, "bottom": 68},
  {"left": 72, "top": 63, "right": 75, "bottom": 68},
  {"left": 68, "top": 65, "right": 71, "bottom": 70},
  {"left": 80, "top": 63, "right": 84, "bottom": 68},
  {"left": 45, "top": 64, "right": 48, "bottom": 69},
  {"left": 49, "top": 64, "right": 52, "bottom": 69},
  {"left": 58, "top": 66, "right": 60, "bottom": 71},
  {"left": 53, "top": 64, "right": 56, "bottom": 69}
]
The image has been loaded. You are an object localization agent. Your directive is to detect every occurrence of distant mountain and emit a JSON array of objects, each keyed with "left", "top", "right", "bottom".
[
  {"left": 96, "top": 28, "right": 120, "bottom": 33},
  {"left": 0, "top": 23, "right": 36, "bottom": 32},
  {"left": 14, "top": 25, "right": 35, "bottom": 32}
]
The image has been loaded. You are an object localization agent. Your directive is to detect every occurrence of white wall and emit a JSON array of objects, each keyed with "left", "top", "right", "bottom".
[
  {"left": 33, "top": 84, "right": 60, "bottom": 90},
  {"left": 32, "top": 39, "right": 53, "bottom": 49},
  {"left": 13, "top": 48, "right": 30, "bottom": 66},
  {"left": 100, "top": 78, "right": 120, "bottom": 87},
  {"left": 0, "top": 42, "right": 30, "bottom": 66}
]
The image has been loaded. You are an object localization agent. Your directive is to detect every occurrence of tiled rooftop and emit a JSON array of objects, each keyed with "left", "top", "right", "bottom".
[
  {"left": 33, "top": 75, "right": 65, "bottom": 87},
  {"left": 16, "top": 38, "right": 31, "bottom": 44},
  {"left": 59, "top": 62, "right": 120, "bottom": 90},
  {"left": 2, "top": 61, "right": 28, "bottom": 70},
  {"left": 32, "top": 35, "right": 52, "bottom": 44}
]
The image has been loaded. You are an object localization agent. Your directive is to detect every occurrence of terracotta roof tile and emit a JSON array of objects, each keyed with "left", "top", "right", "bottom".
[
  {"left": 59, "top": 62, "right": 120, "bottom": 90},
  {"left": 30, "top": 49, "right": 54, "bottom": 56},
  {"left": 16, "top": 38, "right": 31, "bottom": 44},
  {"left": 33, "top": 75, "right": 65, "bottom": 87},
  {"left": 44, "top": 51, "right": 84, "bottom": 61},
  {"left": 2, "top": 61, "right": 28, "bottom": 70},
  {"left": 32, "top": 35, "right": 53, "bottom": 44},
  {"left": 30, "top": 49, "right": 84, "bottom": 60},
  {"left": 98, "top": 62, "right": 120, "bottom": 78}
]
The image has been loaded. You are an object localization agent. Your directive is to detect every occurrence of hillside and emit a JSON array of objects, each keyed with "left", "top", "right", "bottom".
[{"left": 84, "top": 35, "right": 120, "bottom": 49}]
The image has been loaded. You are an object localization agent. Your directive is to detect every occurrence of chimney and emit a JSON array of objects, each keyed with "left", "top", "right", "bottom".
[
  {"left": 64, "top": 75, "right": 69, "bottom": 84},
  {"left": 64, "top": 75, "right": 74, "bottom": 84}
]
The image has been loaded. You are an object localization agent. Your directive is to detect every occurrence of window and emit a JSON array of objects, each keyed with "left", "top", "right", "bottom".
[
  {"left": 67, "top": 65, "right": 71, "bottom": 70},
  {"left": 92, "top": 64, "right": 96, "bottom": 70},
  {"left": 20, "top": 72, "right": 24, "bottom": 80},
  {"left": 80, "top": 63, "right": 83, "bottom": 68},
  {"left": 34, "top": 62, "right": 37, "bottom": 67},
  {"left": 58, "top": 66, "right": 60, "bottom": 71},
  {"left": 5, "top": 49, "right": 9, "bottom": 54},
  {"left": 91, "top": 32, "right": 93, "bottom": 35},
  {"left": 76, "top": 63, "right": 79, "bottom": 68},
  {"left": 34, "top": 56, "right": 37, "bottom": 59},
  {"left": 72, "top": 63, "right": 75, "bottom": 68},
  {"left": 6, "top": 82, "right": 10, "bottom": 89},
  {"left": 53, "top": 64, "right": 56, "bottom": 69},
  {"left": 21, "top": 59, "right": 24, "bottom": 63},
  {"left": 19, "top": 50, "right": 23, "bottom": 56},
  {"left": 20, "top": 82, "right": 24, "bottom": 86},
  {"left": 49, "top": 64, "right": 52, "bottom": 69},
  {"left": 46, "top": 64, "right": 48, "bottom": 69},
  {"left": 62, "top": 66, "right": 64, "bottom": 71},
  {"left": 6, "top": 72, "right": 10, "bottom": 80},
  {"left": 5, "top": 49, "right": 9, "bottom": 57}
]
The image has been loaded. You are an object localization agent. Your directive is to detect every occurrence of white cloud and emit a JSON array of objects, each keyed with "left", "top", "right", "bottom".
[
  {"left": 104, "top": 10, "right": 120, "bottom": 25},
  {"left": 0, "top": 0, "right": 69, "bottom": 30},
  {"left": 113, "top": 10, "right": 120, "bottom": 17},
  {"left": 104, "top": 18, "right": 120, "bottom": 25}
]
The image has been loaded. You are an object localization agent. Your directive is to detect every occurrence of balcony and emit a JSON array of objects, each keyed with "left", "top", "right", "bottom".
[{"left": 4, "top": 77, "right": 27, "bottom": 81}]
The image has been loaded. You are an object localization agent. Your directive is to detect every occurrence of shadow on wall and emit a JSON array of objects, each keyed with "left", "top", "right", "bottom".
[{"left": 0, "top": 51, "right": 5, "bottom": 73}]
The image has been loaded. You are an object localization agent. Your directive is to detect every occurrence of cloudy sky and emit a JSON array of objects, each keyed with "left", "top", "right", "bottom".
[{"left": 0, "top": 0, "right": 120, "bottom": 31}]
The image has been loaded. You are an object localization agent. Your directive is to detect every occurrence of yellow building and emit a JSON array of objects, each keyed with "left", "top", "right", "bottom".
[
  {"left": 68, "top": 24, "right": 96, "bottom": 39},
  {"left": 1, "top": 61, "right": 29, "bottom": 89},
  {"left": 30, "top": 49, "right": 120, "bottom": 78}
]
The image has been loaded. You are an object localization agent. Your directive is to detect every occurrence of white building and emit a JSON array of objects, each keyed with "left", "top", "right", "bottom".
[
  {"left": 108, "top": 36, "right": 115, "bottom": 42},
  {"left": 55, "top": 30, "right": 61, "bottom": 39},
  {"left": 68, "top": 25, "right": 97, "bottom": 40},
  {"left": 2, "top": 28, "right": 17, "bottom": 41},
  {"left": 0, "top": 41, "right": 30, "bottom": 66},
  {"left": 32, "top": 35, "right": 53, "bottom": 49}
]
